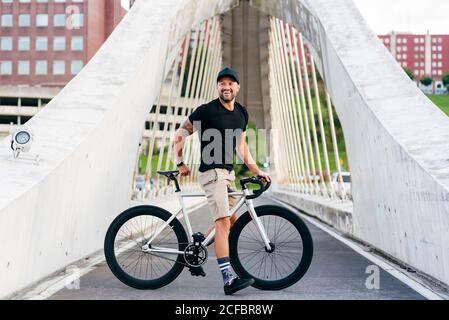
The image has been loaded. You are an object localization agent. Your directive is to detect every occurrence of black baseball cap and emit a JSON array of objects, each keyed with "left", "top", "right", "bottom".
[{"left": 217, "top": 67, "right": 239, "bottom": 84}]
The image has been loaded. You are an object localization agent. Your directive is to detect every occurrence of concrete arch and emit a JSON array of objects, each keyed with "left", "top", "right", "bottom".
[{"left": 251, "top": 0, "right": 449, "bottom": 287}]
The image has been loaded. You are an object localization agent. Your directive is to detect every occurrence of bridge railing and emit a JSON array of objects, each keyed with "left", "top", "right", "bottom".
[
  {"left": 268, "top": 16, "right": 351, "bottom": 200},
  {"left": 133, "top": 17, "right": 223, "bottom": 200}
]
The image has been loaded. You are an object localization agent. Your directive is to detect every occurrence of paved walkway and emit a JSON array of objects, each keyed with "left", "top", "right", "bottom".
[{"left": 50, "top": 196, "right": 425, "bottom": 300}]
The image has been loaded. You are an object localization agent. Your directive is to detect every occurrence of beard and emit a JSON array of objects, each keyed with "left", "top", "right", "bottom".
[{"left": 219, "top": 90, "right": 236, "bottom": 102}]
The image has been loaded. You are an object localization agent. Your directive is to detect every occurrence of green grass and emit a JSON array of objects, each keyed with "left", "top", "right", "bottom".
[
  {"left": 139, "top": 151, "right": 170, "bottom": 177},
  {"left": 427, "top": 94, "right": 449, "bottom": 116}
]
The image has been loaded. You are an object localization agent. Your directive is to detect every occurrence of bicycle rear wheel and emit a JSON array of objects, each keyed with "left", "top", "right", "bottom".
[
  {"left": 104, "top": 205, "right": 188, "bottom": 289},
  {"left": 229, "top": 205, "right": 313, "bottom": 290}
]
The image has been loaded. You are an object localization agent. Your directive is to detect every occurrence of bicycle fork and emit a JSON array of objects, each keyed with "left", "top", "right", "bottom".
[{"left": 243, "top": 189, "right": 272, "bottom": 252}]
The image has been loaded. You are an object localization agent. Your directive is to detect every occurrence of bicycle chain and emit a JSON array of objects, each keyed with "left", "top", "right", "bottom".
[{"left": 144, "top": 243, "right": 194, "bottom": 268}]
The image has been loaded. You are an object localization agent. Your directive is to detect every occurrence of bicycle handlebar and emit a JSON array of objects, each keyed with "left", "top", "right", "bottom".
[
  {"left": 240, "top": 176, "right": 271, "bottom": 200},
  {"left": 156, "top": 170, "right": 270, "bottom": 198}
]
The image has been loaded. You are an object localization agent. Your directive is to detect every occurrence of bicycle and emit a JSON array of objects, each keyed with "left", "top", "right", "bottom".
[{"left": 104, "top": 170, "right": 313, "bottom": 290}]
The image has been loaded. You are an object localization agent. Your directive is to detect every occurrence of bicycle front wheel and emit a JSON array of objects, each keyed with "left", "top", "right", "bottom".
[
  {"left": 104, "top": 205, "right": 188, "bottom": 289},
  {"left": 229, "top": 205, "right": 313, "bottom": 290}
]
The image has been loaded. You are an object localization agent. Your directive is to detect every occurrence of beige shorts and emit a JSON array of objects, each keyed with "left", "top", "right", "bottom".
[{"left": 198, "top": 168, "right": 240, "bottom": 221}]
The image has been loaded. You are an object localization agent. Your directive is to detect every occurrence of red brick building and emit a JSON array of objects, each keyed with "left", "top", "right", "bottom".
[
  {"left": 0, "top": 0, "right": 125, "bottom": 87},
  {"left": 378, "top": 32, "right": 449, "bottom": 81}
]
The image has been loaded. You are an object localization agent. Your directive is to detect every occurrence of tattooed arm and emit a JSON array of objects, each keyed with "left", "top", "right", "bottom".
[{"left": 173, "top": 118, "right": 194, "bottom": 176}]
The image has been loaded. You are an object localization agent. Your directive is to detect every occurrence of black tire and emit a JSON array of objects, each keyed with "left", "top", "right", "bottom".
[
  {"left": 229, "top": 205, "right": 313, "bottom": 290},
  {"left": 104, "top": 205, "right": 188, "bottom": 289}
]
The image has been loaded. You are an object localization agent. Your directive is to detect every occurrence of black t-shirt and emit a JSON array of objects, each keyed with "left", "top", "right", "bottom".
[{"left": 188, "top": 98, "right": 248, "bottom": 172}]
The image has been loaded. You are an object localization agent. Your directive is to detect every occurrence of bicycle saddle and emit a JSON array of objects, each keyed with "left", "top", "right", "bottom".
[{"left": 157, "top": 170, "right": 180, "bottom": 178}]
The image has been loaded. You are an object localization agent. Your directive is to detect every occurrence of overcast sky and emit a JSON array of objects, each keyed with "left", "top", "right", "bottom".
[
  {"left": 351, "top": 0, "right": 448, "bottom": 34},
  {"left": 121, "top": 0, "right": 448, "bottom": 35},
  {"left": 121, "top": 0, "right": 129, "bottom": 10}
]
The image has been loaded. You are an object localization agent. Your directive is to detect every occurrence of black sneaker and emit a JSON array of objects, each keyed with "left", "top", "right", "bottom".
[
  {"left": 224, "top": 277, "right": 255, "bottom": 295},
  {"left": 189, "top": 266, "right": 206, "bottom": 277}
]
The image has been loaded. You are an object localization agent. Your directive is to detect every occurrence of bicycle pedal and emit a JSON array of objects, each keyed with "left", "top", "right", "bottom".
[
  {"left": 192, "top": 232, "right": 206, "bottom": 244},
  {"left": 189, "top": 266, "right": 206, "bottom": 277}
]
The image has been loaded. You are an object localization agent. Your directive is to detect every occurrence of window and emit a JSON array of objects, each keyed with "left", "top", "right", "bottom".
[
  {"left": 414, "top": 70, "right": 419, "bottom": 75},
  {"left": 2, "top": 0, "right": 13, "bottom": 3},
  {"left": 35, "top": 61, "right": 48, "bottom": 75},
  {"left": 420, "top": 62, "right": 424, "bottom": 67},
  {"left": 397, "top": 54, "right": 402, "bottom": 60},
  {"left": 438, "top": 46, "right": 442, "bottom": 51},
  {"left": 18, "top": 61, "right": 30, "bottom": 75},
  {"left": 432, "top": 62, "right": 437, "bottom": 67},
  {"left": 397, "top": 47, "right": 402, "bottom": 53},
  {"left": 403, "top": 46, "right": 407, "bottom": 51},
  {"left": 54, "top": 14, "right": 66, "bottom": 27},
  {"left": 420, "top": 38, "right": 424, "bottom": 43},
  {"left": 19, "top": 14, "right": 31, "bottom": 27},
  {"left": 0, "top": 61, "right": 12, "bottom": 75},
  {"left": 414, "top": 62, "right": 419, "bottom": 67},
  {"left": 53, "top": 37, "right": 65, "bottom": 51},
  {"left": 414, "top": 38, "right": 419, "bottom": 44},
  {"left": 402, "top": 54, "right": 407, "bottom": 59},
  {"left": 71, "top": 36, "right": 84, "bottom": 50},
  {"left": 37, "top": 0, "right": 48, "bottom": 2},
  {"left": 438, "top": 54, "right": 442, "bottom": 59},
  {"left": 398, "top": 38, "right": 402, "bottom": 44},
  {"left": 36, "top": 37, "right": 48, "bottom": 51},
  {"left": 438, "top": 70, "right": 442, "bottom": 75},
  {"left": 0, "top": 37, "right": 13, "bottom": 51},
  {"left": 19, "top": 0, "right": 31, "bottom": 2},
  {"left": 402, "top": 62, "right": 407, "bottom": 67},
  {"left": 403, "top": 39, "right": 407, "bottom": 44},
  {"left": 385, "top": 38, "right": 390, "bottom": 44},
  {"left": 438, "top": 62, "right": 442, "bottom": 67},
  {"left": 432, "top": 46, "right": 436, "bottom": 51},
  {"left": 53, "top": 61, "right": 65, "bottom": 75},
  {"left": 71, "top": 60, "right": 83, "bottom": 75},
  {"left": 1, "top": 14, "right": 13, "bottom": 27},
  {"left": 71, "top": 13, "right": 84, "bottom": 28},
  {"left": 18, "top": 37, "right": 30, "bottom": 51},
  {"left": 36, "top": 14, "right": 48, "bottom": 27},
  {"left": 420, "top": 46, "right": 424, "bottom": 51}
]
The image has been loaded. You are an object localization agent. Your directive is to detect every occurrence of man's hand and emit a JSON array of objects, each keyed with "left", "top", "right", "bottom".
[
  {"left": 254, "top": 170, "right": 271, "bottom": 183},
  {"left": 179, "top": 164, "right": 191, "bottom": 177}
]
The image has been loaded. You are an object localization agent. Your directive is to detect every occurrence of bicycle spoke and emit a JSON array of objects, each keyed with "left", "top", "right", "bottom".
[
  {"left": 113, "top": 214, "right": 182, "bottom": 281},
  {"left": 235, "top": 213, "right": 308, "bottom": 282}
]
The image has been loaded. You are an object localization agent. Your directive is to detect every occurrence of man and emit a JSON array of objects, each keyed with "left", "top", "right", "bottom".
[{"left": 173, "top": 67, "right": 271, "bottom": 295}]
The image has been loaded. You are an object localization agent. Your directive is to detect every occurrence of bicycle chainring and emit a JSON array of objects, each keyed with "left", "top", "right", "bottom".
[{"left": 183, "top": 244, "right": 208, "bottom": 267}]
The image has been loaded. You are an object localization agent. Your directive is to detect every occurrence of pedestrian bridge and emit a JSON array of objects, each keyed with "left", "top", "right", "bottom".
[{"left": 1, "top": 0, "right": 449, "bottom": 299}]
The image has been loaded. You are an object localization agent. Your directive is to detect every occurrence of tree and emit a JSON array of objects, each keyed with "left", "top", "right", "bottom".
[
  {"left": 442, "top": 72, "right": 449, "bottom": 87},
  {"left": 420, "top": 75, "right": 433, "bottom": 87},
  {"left": 403, "top": 67, "right": 415, "bottom": 81}
]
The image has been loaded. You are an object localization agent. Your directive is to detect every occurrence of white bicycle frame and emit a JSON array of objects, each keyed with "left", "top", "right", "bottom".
[{"left": 141, "top": 188, "right": 272, "bottom": 255}]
